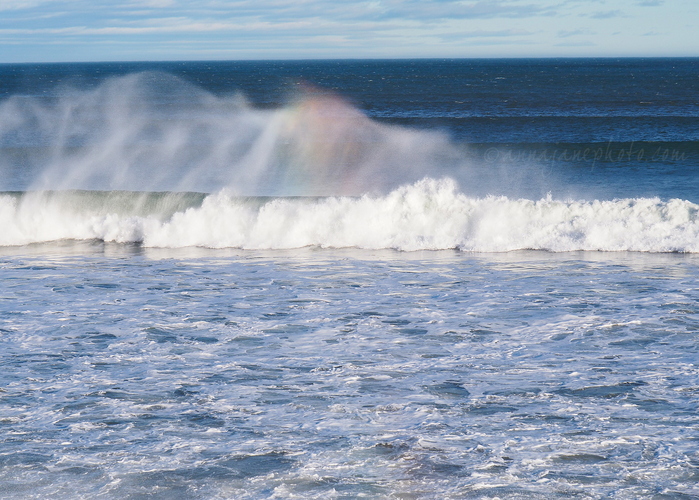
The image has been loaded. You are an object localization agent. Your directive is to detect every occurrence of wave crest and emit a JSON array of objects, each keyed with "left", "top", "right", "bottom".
[{"left": 2, "top": 179, "right": 698, "bottom": 252}]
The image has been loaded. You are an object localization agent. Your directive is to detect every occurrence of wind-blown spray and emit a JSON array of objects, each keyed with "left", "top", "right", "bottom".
[
  {"left": 0, "top": 72, "right": 459, "bottom": 195},
  {"left": 1, "top": 72, "right": 698, "bottom": 252}
]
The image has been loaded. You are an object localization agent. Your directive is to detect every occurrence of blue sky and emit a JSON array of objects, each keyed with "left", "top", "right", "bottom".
[{"left": 0, "top": 0, "right": 696, "bottom": 62}]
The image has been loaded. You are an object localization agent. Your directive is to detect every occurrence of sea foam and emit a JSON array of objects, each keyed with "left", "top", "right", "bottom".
[{"left": 1, "top": 178, "right": 698, "bottom": 252}]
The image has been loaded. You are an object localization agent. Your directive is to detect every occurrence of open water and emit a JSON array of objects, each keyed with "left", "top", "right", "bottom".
[{"left": 1, "top": 59, "right": 699, "bottom": 499}]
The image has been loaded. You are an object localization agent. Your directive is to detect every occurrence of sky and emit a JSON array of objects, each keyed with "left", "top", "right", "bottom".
[{"left": 0, "top": 0, "right": 697, "bottom": 63}]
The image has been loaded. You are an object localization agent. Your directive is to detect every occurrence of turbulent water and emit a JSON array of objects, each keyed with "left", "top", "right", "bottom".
[
  {"left": 2, "top": 184, "right": 699, "bottom": 252},
  {"left": 1, "top": 59, "right": 699, "bottom": 499}
]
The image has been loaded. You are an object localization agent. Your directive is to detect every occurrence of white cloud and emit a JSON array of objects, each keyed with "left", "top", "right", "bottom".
[
  {"left": 0, "top": 0, "right": 54, "bottom": 11},
  {"left": 558, "top": 28, "right": 595, "bottom": 37},
  {"left": 440, "top": 28, "right": 536, "bottom": 40},
  {"left": 0, "top": 0, "right": 696, "bottom": 61},
  {"left": 588, "top": 10, "right": 625, "bottom": 19},
  {"left": 134, "top": 0, "right": 176, "bottom": 6},
  {"left": 0, "top": 19, "right": 319, "bottom": 35},
  {"left": 555, "top": 40, "right": 596, "bottom": 46}
]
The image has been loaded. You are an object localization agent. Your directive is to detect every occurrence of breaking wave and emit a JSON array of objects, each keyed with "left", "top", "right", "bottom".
[
  {"left": 1, "top": 72, "right": 698, "bottom": 252},
  {"left": 1, "top": 179, "right": 698, "bottom": 252}
]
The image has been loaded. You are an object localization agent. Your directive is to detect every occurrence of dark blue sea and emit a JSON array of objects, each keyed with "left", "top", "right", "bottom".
[{"left": 1, "top": 59, "right": 699, "bottom": 499}]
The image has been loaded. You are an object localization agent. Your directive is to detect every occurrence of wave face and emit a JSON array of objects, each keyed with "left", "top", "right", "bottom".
[
  {"left": 2, "top": 70, "right": 698, "bottom": 252},
  {"left": 2, "top": 179, "right": 698, "bottom": 252}
]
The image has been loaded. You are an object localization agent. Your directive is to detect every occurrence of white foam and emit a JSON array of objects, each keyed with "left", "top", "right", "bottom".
[{"left": 2, "top": 178, "right": 698, "bottom": 252}]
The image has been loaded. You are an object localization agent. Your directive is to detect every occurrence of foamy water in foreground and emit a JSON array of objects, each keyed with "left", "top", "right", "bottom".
[{"left": 1, "top": 248, "right": 698, "bottom": 499}]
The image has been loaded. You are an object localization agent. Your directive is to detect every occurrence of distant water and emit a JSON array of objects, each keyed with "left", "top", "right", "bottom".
[{"left": 1, "top": 59, "right": 699, "bottom": 499}]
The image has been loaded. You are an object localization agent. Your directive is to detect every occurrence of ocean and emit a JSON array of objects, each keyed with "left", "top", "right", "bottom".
[{"left": 1, "top": 58, "right": 698, "bottom": 499}]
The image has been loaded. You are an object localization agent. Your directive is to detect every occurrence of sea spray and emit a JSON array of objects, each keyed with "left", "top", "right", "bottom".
[
  {"left": 0, "top": 72, "right": 461, "bottom": 195},
  {"left": 2, "top": 70, "right": 698, "bottom": 252}
]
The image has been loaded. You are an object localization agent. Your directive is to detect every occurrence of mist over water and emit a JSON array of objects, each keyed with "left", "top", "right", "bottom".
[{"left": 0, "top": 72, "right": 461, "bottom": 196}]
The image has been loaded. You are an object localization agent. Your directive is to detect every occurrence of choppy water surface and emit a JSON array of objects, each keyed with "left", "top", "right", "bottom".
[{"left": 1, "top": 246, "right": 698, "bottom": 499}]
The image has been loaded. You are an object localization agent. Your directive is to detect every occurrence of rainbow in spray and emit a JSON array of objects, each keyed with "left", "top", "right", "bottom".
[
  {"left": 1, "top": 72, "right": 698, "bottom": 252},
  {"left": 0, "top": 73, "right": 454, "bottom": 196}
]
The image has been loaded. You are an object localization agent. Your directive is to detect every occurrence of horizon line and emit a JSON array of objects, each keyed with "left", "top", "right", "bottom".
[{"left": 3, "top": 55, "right": 699, "bottom": 66}]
